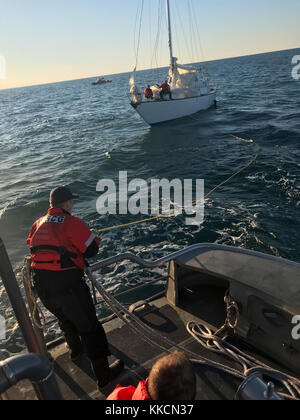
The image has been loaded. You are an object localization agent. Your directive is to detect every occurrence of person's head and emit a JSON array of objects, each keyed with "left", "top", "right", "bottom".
[
  {"left": 148, "top": 351, "right": 196, "bottom": 400},
  {"left": 49, "top": 186, "right": 79, "bottom": 214}
]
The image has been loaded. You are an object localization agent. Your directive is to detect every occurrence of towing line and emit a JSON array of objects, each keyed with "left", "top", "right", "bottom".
[{"left": 96, "top": 135, "right": 258, "bottom": 233}]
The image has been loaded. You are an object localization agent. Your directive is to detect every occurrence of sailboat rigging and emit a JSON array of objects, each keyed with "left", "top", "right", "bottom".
[{"left": 129, "top": 0, "right": 217, "bottom": 125}]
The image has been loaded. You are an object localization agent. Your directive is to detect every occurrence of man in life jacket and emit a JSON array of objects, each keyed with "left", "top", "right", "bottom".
[
  {"left": 27, "top": 186, "right": 124, "bottom": 389},
  {"left": 144, "top": 85, "right": 153, "bottom": 100},
  {"left": 159, "top": 80, "right": 172, "bottom": 100},
  {"left": 107, "top": 351, "right": 196, "bottom": 400}
]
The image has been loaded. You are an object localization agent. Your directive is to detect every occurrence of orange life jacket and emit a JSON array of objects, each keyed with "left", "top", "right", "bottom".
[
  {"left": 107, "top": 380, "right": 151, "bottom": 400},
  {"left": 27, "top": 207, "right": 97, "bottom": 271},
  {"left": 144, "top": 88, "right": 153, "bottom": 98}
]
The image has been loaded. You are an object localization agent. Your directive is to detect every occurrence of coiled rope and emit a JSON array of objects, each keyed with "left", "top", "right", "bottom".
[
  {"left": 187, "top": 321, "right": 300, "bottom": 400},
  {"left": 87, "top": 269, "right": 300, "bottom": 400},
  {"left": 86, "top": 269, "right": 246, "bottom": 380},
  {"left": 22, "top": 259, "right": 46, "bottom": 330}
]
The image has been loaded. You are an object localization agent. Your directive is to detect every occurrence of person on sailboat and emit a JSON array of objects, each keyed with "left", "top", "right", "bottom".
[
  {"left": 144, "top": 85, "right": 154, "bottom": 100},
  {"left": 159, "top": 80, "right": 172, "bottom": 100}
]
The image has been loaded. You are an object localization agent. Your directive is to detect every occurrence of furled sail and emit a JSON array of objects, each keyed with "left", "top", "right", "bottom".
[
  {"left": 129, "top": 67, "right": 136, "bottom": 88},
  {"left": 169, "top": 59, "right": 210, "bottom": 99},
  {"left": 129, "top": 67, "right": 142, "bottom": 103}
]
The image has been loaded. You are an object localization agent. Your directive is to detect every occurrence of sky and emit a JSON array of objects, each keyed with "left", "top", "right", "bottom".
[{"left": 0, "top": 0, "right": 299, "bottom": 90}]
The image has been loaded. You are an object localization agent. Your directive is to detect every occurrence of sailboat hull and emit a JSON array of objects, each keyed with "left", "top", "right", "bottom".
[{"left": 132, "top": 90, "right": 217, "bottom": 125}]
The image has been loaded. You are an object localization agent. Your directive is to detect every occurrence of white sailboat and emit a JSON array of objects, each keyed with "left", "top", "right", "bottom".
[{"left": 129, "top": 0, "right": 217, "bottom": 126}]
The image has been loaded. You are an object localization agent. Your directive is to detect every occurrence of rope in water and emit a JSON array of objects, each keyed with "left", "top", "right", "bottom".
[{"left": 96, "top": 135, "right": 258, "bottom": 233}]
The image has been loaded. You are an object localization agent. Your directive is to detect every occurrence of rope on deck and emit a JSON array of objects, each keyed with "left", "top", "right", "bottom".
[
  {"left": 86, "top": 268, "right": 300, "bottom": 400},
  {"left": 21, "top": 257, "right": 52, "bottom": 360},
  {"left": 86, "top": 268, "right": 245, "bottom": 380},
  {"left": 187, "top": 321, "right": 300, "bottom": 400},
  {"left": 22, "top": 258, "right": 46, "bottom": 330}
]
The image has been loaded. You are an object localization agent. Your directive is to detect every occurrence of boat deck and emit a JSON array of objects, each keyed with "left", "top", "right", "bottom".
[{"left": 5, "top": 283, "right": 293, "bottom": 401}]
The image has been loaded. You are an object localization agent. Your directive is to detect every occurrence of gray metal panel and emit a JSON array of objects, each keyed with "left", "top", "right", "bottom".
[{"left": 173, "top": 245, "right": 300, "bottom": 311}]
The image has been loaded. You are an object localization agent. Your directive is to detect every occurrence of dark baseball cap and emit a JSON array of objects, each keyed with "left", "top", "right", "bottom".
[{"left": 50, "top": 186, "right": 79, "bottom": 206}]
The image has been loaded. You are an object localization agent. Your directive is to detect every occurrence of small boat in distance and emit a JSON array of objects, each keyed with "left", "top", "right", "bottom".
[
  {"left": 129, "top": 0, "right": 217, "bottom": 125},
  {"left": 92, "top": 77, "right": 112, "bottom": 86}
]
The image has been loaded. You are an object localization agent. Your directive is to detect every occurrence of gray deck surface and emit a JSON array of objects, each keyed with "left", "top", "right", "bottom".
[{"left": 3, "top": 294, "right": 294, "bottom": 400}]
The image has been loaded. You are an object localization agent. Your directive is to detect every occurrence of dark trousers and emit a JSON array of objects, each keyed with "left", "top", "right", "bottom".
[
  {"left": 33, "top": 269, "right": 108, "bottom": 361},
  {"left": 160, "top": 90, "right": 172, "bottom": 100}
]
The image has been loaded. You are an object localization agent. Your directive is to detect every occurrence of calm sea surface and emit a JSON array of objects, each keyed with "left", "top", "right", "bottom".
[{"left": 0, "top": 48, "right": 299, "bottom": 358}]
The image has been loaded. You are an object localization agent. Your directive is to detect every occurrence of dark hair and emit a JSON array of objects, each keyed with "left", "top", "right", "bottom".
[
  {"left": 49, "top": 186, "right": 78, "bottom": 207},
  {"left": 50, "top": 200, "right": 67, "bottom": 208},
  {"left": 148, "top": 351, "right": 196, "bottom": 400}
]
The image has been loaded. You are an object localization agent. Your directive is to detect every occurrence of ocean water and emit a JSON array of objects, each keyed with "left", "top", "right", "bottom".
[{"left": 0, "top": 48, "right": 300, "bottom": 358}]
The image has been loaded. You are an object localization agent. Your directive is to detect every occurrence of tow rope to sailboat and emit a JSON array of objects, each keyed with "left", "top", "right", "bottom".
[
  {"left": 22, "top": 134, "right": 259, "bottom": 331},
  {"left": 96, "top": 135, "right": 259, "bottom": 233},
  {"left": 27, "top": 134, "right": 300, "bottom": 399}
]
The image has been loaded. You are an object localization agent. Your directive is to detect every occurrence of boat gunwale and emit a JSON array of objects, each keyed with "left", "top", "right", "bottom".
[
  {"left": 89, "top": 243, "right": 300, "bottom": 273},
  {"left": 131, "top": 89, "right": 217, "bottom": 108}
]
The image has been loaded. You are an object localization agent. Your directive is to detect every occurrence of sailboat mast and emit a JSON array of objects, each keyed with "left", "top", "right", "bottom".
[{"left": 166, "top": 0, "right": 174, "bottom": 72}]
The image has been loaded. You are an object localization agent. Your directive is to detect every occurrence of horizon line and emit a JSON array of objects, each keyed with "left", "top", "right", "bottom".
[{"left": 1, "top": 46, "right": 299, "bottom": 92}]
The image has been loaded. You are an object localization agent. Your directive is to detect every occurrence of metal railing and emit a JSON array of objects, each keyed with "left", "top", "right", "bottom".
[
  {"left": 20, "top": 250, "right": 172, "bottom": 354},
  {"left": 89, "top": 243, "right": 209, "bottom": 272},
  {"left": 24, "top": 240, "right": 293, "bottom": 342},
  {"left": 8, "top": 241, "right": 297, "bottom": 357}
]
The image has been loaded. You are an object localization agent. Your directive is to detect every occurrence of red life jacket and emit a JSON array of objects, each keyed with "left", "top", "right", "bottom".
[
  {"left": 106, "top": 380, "right": 151, "bottom": 401},
  {"left": 27, "top": 207, "right": 98, "bottom": 271},
  {"left": 144, "top": 88, "right": 153, "bottom": 98}
]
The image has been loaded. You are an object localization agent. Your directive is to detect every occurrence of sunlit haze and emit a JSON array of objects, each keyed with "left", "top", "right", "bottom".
[{"left": 0, "top": 0, "right": 299, "bottom": 90}]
